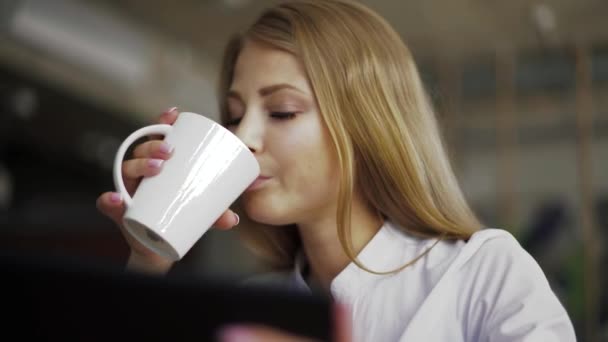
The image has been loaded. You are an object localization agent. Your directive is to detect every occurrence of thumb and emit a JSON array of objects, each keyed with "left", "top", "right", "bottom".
[{"left": 96, "top": 192, "right": 126, "bottom": 226}]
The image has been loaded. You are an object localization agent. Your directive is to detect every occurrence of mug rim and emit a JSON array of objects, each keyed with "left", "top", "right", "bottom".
[{"left": 123, "top": 217, "right": 180, "bottom": 261}]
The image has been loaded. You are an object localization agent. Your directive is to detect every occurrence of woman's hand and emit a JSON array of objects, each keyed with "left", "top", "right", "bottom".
[
  {"left": 217, "top": 303, "right": 352, "bottom": 342},
  {"left": 96, "top": 107, "right": 240, "bottom": 274}
]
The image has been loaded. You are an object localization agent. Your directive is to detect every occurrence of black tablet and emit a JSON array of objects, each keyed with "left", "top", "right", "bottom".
[{"left": 1, "top": 250, "right": 333, "bottom": 341}]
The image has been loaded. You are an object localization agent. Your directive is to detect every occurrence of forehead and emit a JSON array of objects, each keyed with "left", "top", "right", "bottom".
[{"left": 231, "top": 40, "right": 311, "bottom": 94}]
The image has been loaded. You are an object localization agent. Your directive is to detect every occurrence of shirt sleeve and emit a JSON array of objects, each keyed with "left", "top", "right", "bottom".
[{"left": 464, "top": 231, "right": 577, "bottom": 342}]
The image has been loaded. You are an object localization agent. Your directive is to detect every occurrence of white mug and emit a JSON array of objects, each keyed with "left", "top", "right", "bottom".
[{"left": 113, "top": 112, "right": 259, "bottom": 261}]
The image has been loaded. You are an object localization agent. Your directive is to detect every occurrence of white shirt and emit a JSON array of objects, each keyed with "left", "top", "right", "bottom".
[{"left": 249, "top": 221, "right": 577, "bottom": 341}]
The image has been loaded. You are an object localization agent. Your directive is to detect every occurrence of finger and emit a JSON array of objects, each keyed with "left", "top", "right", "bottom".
[
  {"left": 122, "top": 158, "right": 164, "bottom": 194},
  {"left": 150, "top": 107, "right": 179, "bottom": 140},
  {"left": 96, "top": 192, "right": 126, "bottom": 225},
  {"left": 132, "top": 140, "right": 174, "bottom": 159},
  {"left": 212, "top": 210, "right": 240, "bottom": 230},
  {"left": 218, "top": 325, "right": 319, "bottom": 342},
  {"left": 158, "top": 106, "right": 179, "bottom": 124},
  {"left": 333, "top": 302, "right": 352, "bottom": 342},
  {"left": 122, "top": 158, "right": 164, "bottom": 180}
]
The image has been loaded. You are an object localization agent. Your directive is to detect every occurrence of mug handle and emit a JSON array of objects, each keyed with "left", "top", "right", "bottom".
[{"left": 113, "top": 124, "right": 173, "bottom": 207}]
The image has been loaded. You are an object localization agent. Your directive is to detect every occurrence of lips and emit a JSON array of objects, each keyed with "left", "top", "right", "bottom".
[{"left": 247, "top": 176, "right": 272, "bottom": 191}]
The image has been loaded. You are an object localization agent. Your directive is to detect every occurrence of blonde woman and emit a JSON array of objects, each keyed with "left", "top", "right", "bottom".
[{"left": 97, "top": 1, "right": 576, "bottom": 341}]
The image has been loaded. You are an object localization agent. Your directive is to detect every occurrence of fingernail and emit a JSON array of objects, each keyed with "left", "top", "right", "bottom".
[
  {"left": 217, "top": 326, "right": 252, "bottom": 342},
  {"left": 159, "top": 142, "right": 174, "bottom": 154},
  {"left": 233, "top": 213, "right": 240, "bottom": 226},
  {"left": 163, "top": 106, "right": 178, "bottom": 115},
  {"left": 110, "top": 193, "right": 122, "bottom": 203},
  {"left": 148, "top": 159, "right": 164, "bottom": 168}
]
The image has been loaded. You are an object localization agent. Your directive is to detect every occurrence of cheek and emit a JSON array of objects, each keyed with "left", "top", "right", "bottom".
[
  {"left": 280, "top": 129, "right": 340, "bottom": 201},
  {"left": 299, "top": 149, "right": 336, "bottom": 184},
  {"left": 278, "top": 124, "right": 336, "bottom": 182}
]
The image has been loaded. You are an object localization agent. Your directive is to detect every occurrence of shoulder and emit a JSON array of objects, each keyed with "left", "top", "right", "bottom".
[
  {"left": 455, "top": 228, "right": 535, "bottom": 272},
  {"left": 455, "top": 228, "right": 576, "bottom": 341},
  {"left": 466, "top": 227, "right": 521, "bottom": 253},
  {"left": 456, "top": 228, "right": 552, "bottom": 298}
]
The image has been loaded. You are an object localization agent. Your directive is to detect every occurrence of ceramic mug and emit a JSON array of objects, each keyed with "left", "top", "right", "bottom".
[{"left": 113, "top": 112, "right": 259, "bottom": 261}]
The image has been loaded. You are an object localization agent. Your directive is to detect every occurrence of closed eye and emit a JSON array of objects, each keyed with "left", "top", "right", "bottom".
[
  {"left": 270, "top": 112, "right": 297, "bottom": 120},
  {"left": 226, "top": 112, "right": 297, "bottom": 127}
]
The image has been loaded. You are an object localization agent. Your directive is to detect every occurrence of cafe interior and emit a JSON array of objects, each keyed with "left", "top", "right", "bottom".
[{"left": 0, "top": 0, "right": 606, "bottom": 340}]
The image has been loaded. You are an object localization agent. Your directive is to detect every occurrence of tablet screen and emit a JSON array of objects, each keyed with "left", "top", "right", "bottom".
[{"left": 2, "top": 251, "right": 334, "bottom": 341}]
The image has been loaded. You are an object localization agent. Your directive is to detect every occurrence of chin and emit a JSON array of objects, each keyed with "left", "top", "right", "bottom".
[{"left": 241, "top": 194, "right": 294, "bottom": 226}]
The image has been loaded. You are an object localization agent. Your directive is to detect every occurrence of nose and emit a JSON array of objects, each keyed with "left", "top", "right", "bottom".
[{"left": 234, "top": 112, "right": 263, "bottom": 153}]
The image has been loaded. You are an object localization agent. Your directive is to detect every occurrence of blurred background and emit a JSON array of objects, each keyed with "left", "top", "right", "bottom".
[{"left": 0, "top": 0, "right": 605, "bottom": 340}]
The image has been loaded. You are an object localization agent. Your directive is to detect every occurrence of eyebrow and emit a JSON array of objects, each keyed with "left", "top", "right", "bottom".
[{"left": 227, "top": 83, "right": 307, "bottom": 100}]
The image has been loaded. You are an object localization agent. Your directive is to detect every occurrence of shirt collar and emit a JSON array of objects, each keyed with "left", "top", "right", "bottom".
[{"left": 289, "top": 220, "right": 412, "bottom": 294}]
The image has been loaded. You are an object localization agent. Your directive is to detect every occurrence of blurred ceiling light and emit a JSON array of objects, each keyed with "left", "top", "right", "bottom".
[
  {"left": 5, "top": 0, "right": 152, "bottom": 86},
  {"left": 531, "top": 3, "right": 559, "bottom": 47},
  {"left": 533, "top": 4, "right": 557, "bottom": 33}
]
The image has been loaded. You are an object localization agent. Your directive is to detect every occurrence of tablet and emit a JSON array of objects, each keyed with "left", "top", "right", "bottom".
[{"left": 1, "top": 250, "right": 333, "bottom": 341}]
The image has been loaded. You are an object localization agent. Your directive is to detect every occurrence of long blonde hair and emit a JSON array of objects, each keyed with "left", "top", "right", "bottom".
[{"left": 219, "top": 0, "right": 482, "bottom": 272}]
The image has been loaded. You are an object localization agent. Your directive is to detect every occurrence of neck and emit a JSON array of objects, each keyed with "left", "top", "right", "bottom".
[{"left": 296, "top": 196, "right": 382, "bottom": 292}]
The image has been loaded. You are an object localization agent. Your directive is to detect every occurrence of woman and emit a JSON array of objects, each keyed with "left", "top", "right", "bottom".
[{"left": 97, "top": 1, "right": 576, "bottom": 341}]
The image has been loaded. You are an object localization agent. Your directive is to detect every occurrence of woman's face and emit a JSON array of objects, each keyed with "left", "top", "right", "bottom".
[{"left": 226, "top": 40, "right": 339, "bottom": 226}]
